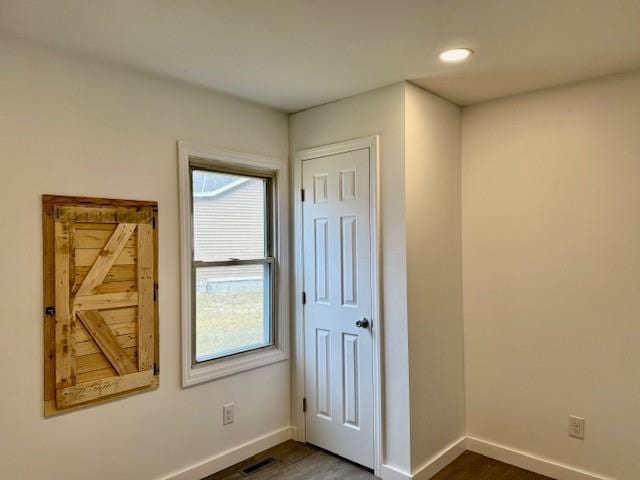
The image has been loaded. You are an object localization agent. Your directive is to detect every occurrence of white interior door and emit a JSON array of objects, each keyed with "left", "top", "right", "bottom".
[{"left": 302, "top": 147, "right": 374, "bottom": 468}]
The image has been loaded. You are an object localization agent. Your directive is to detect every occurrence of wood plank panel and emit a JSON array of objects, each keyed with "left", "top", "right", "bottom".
[
  {"left": 44, "top": 196, "right": 159, "bottom": 416},
  {"left": 74, "top": 292, "right": 138, "bottom": 311},
  {"left": 54, "top": 216, "right": 74, "bottom": 388},
  {"left": 76, "top": 347, "right": 138, "bottom": 374},
  {"left": 75, "top": 222, "right": 117, "bottom": 232},
  {"left": 101, "top": 307, "right": 137, "bottom": 325},
  {"left": 73, "top": 207, "right": 118, "bottom": 223},
  {"left": 137, "top": 207, "right": 154, "bottom": 370},
  {"left": 75, "top": 321, "right": 136, "bottom": 343},
  {"left": 75, "top": 246, "right": 136, "bottom": 267},
  {"left": 76, "top": 311, "right": 138, "bottom": 375},
  {"left": 75, "top": 334, "right": 137, "bottom": 356},
  {"left": 57, "top": 206, "right": 117, "bottom": 223},
  {"left": 96, "top": 280, "right": 137, "bottom": 294},
  {"left": 43, "top": 208, "right": 56, "bottom": 408},
  {"left": 56, "top": 369, "right": 153, "bottom": 408},
  {"left": 75, "top": 264, "right": 137, "bottom": 284},
  {"left": 76, "top": 223, "right": 137, "bottom": 295},
  {"left": 76, "top": 367, "right": 117, "bottom": 384},
  {"left": 110, "top": 322, "right": 137, "bottom": 337},
  {"left": 43, "top": 195, "right": 157, "bottom": 208},
  {"left": 75, "top": 227, "right": 136, "bottom": 249}
]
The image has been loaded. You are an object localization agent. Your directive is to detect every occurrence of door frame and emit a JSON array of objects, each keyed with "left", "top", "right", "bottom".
[{"left": 292, "top": 135, "right": 383, "bottom": 476}]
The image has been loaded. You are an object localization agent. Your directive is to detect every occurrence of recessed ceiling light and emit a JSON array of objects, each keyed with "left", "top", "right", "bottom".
[{"left": 439, "top": 48, "right": 473, "bottom": 63}]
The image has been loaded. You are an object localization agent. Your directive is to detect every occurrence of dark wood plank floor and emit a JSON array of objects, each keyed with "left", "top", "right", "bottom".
[
  {"left": 203, "top": 440, "right": 374, "bottom": 480},
  {"left": 203, "top": 440, "right": 554, "bottom": 480},
  {"left": 431, "top": 450, "right": 554, "bottom": 480}
]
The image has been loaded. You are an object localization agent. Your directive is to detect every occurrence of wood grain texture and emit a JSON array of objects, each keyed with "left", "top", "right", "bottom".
[
  {"left": 206, "top": 441, "right": 375, "bottom": 480},
  {"left": 56, "top": 369, "right": 153, "bottom": 408},
  {"left": 137, "top": 207, "right": 154, "bottom": 370},
  {"left": 76, "top": 367, "right": 117, "bottom": 384},
  {"left": 152, "top": 209, "right": 160, "bottom": 376},
  {"left": 74, "top": 292, "right": 139, "bottom": 311},
  {"left": 76, "top": 264, "right": 137, "bottom": 284},
  {"left": 75, "top": 347, "right": 137, "bottom": 374},
  {"left": 75, "top": 246, "right": 136, "bottom": 266},
  {"left": 74, "top": 333, "right": 136, "bottom": 356},
  {"left": 42, "top": 208, "right": 56, "bottom": 408},
  {"left": 76, "top": 310, "right": 137, "bottom": 375},
  {"left": 96, "top": 280, "right": 137, "bottom": 294},
  {"left": 43, "top": 196, "right": 159, "bottom": 416},
  {"left": 75, "top": 223, "right": 137, "bottom": 295},
  {"left": 54, "top": 216, "right": 74, "bottom": 389},
  {"left": 75, "top": 228, "right": 137, "bottom": 250},
  {"left": 43, "top": 194, "right": 157, "bottom": 208},
  {"left": 431, "top": 451, "right": 554, "bottom": 480},
  {"left": 74, "top": 320, "right": 136, "bottom": 343}
]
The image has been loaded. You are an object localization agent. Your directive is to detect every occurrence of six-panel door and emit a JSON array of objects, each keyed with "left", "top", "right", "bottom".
[{"left": 302, "top": 148, "right": 374, "bottom": 468}]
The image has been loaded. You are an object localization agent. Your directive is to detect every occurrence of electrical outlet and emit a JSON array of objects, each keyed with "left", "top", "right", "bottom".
[
  {"left": 223, "top": 403, "right": 235, "bottom": 426},
  {"left": 569, "top": 415, "right": 585, "bottom": 439}
]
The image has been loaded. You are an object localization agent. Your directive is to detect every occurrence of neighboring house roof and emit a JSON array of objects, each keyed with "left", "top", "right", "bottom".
[{"left": 192, "top": 169, "right": 249, "bottom": 198}]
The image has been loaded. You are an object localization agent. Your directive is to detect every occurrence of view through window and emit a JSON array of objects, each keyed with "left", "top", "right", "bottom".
[{"left": 191, "top": 167, "right": 275, "bottom": 363}]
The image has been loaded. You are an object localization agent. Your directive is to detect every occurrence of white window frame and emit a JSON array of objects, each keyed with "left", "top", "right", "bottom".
[{"left": 178, "top": 141, "right": 288, "bottom": 387}]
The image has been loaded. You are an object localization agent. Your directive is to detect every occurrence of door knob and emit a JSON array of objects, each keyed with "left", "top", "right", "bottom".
[{"left": 355, "top": 318, "right": 370, "bottom": 329}]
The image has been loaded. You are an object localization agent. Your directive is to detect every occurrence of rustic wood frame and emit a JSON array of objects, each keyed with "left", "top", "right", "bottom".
[{"left": 43, "top": 195, "right": 160, "bottom": 416}]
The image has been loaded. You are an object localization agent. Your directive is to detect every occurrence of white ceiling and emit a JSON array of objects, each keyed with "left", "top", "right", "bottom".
[{"left": 1, "top": 0, "right": 640, "bottom": 112}]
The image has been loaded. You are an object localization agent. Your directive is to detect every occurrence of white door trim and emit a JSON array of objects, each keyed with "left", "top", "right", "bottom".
[{"left": 292, "top": 135, "right": 383, "bottom": 476}]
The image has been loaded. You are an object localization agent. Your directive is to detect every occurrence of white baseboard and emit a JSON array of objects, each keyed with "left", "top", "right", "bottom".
[
  {"left": 158, "top": 429, "right": 612, "bottom": 480},
  {"left": 380, "top": 437, "right": 466, "bottom": 480},
  {"left": 159, "top": 426, "right": 295, "bottom": 480},
  {"left": 467, "top": 436, "right": 613, "bottom": 480},
  {"left": 412, "top": 437, "right": 467, "bottom": 480},
  {"left": 380, "top": 463, "right": 413, "bottom": 480}
]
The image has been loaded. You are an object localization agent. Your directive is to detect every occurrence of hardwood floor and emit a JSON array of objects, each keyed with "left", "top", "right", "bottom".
[
  {"left": 431, "top": 451, "right": 554, "bottom": 480},
  {"left": 202, "top": 440, "right": 554, "bottom": 480},
  {"left": 203, "top": 440, "right": 375, "bottom": 479}
]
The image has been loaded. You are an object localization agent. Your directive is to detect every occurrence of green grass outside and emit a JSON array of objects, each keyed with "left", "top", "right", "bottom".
[{"left": 195, "top": 289, "right": 266, "bottom": 360}]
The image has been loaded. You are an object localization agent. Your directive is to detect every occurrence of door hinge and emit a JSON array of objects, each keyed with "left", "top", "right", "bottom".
[
  {"left": 152, "top": 216, "right": 156, "bottom": 230},
  {"left": 153, "top": 363, "right": 159, "bottom": 375},
  {"left": 301, "top": 188, "right": 305, "bottom": 202},
  {"left": 45, "top": 306, "right": 56, "bottom": 316},
  {"left": 302, "top": 291, "right": 306, "bottom": 305},
  {"left": 302, "top": 397, "right": 307, "bottom": 413},
  {"left": 153, "top": 283, "right": 158, "bottom": 302}
]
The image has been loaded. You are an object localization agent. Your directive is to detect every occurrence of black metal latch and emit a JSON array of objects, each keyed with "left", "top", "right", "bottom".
[{"left": 45, "top": 306, "right": 56, "bottom": 316}]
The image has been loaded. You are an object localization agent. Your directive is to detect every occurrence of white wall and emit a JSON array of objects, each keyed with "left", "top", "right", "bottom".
[
  {"left": 0, "top": 39, "right": 290, "bottom": 480},
  {"left": 289, "top": 83, "right": 412, "bottom": 473},
  {"left": 9, "top": 30, "right": 636, "bottom": 480},
  {"left": 462, "top": 70, "right": 640, "bottom": 480},
  {"left": 404, "top": 84, "right": 465, "bottom": 472},
  {"left": 289, "top": 83, "right": 466, "bottom": 476}
]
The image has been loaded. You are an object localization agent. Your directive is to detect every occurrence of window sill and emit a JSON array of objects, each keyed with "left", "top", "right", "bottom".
[{"left": 182, "top": 346, "right": 288, "bottom": 387}]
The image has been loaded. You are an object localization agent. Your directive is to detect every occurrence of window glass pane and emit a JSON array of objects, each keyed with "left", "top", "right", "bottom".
[
  {"left": 192, "top": 169, "right": 266, "bottom": 261},
  {"left": 195, "top": 264, "right": 272, "bottom": 362}
]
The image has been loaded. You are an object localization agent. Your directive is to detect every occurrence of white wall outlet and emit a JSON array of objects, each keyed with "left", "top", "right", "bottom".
[
  {"left": 569, "top": 415, "right": 585, "bottom": 439},
  {"left": 223, "top": 403, "right": 235, "bottom": 425}
]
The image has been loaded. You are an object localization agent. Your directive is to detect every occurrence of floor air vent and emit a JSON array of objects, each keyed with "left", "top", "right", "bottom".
[{"left": 240, "top": 458, "right": 278, "bottom": 476}]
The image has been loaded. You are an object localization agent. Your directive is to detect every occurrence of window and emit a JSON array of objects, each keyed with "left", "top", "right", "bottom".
[
  {"left": 179, "top": 142, "right": 288, "bottom": 386},
  {"left": 191, "top": 167, "right": 275, "bottom": 362}
]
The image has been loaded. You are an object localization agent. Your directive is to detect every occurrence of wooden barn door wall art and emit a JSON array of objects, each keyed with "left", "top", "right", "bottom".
[{"left": 43, "top": 196, "right": 159, "bottom": 416}]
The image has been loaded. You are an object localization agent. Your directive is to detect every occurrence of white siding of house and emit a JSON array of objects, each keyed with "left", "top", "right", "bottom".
[{"left": 194, "top": 179, "right": 265, "bottom": 282}]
